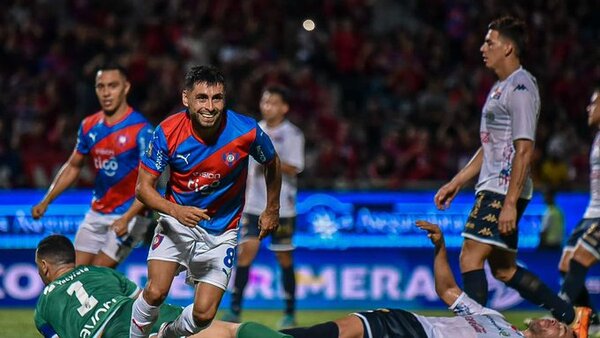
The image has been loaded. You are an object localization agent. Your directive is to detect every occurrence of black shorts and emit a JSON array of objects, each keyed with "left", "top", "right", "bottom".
[
  {"left": 565, "top": 218, "right": 600, "bottom": 259},
  {"left": 353, "top": 308, "right": 427, "bottom": 338},
  {"left": 239, "top": 213, "right": 296, "bottom": 251},
  {"left": 462, "top": 190, "right": 529, "bottom": 252}
]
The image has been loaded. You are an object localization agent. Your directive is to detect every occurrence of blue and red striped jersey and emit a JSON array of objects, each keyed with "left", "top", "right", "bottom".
[
  {"left": 141, "top": 109, "right": 276, "bottom": 234},
  {"left": 75, "top": 106, "right": 154, "bottom": 214}
]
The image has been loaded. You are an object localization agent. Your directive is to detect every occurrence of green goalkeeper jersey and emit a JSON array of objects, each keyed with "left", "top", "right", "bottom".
[{"left": 34, "top": 265, "right": 139, "bottom": 338}]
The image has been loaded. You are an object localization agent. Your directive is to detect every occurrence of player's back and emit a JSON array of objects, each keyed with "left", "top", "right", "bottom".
[{"left": 34, "top": 265, "right": 139, "bottom": 338}]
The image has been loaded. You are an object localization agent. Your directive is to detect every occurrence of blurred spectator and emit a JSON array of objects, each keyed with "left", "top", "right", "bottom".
[
  {"left": 0, "top": 0, "right": 599, "bottom": 189},
  {"left": 539, "top": 188, "right": 565, "bottom": 250}
]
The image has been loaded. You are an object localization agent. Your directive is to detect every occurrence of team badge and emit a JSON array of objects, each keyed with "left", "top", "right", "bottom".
[
  {"left": 223, "top": 152, "right": 240, "bottom": 167},
  {"left": 491, "top": 87, "right": 502, "bottom": 99},
  {"left": 151, "top": 234, "right": 164, "bottom": 250},
  {"left": 118, "top": 135, "right": 127, "bottom": 146}
]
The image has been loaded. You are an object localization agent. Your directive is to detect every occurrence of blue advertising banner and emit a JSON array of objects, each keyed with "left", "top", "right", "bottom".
[
  {"left": 2, "top": 247, "right": 600, "bottom": 310},
  {"left": 0, "top": 189, "right": 589, "bottom": 249}
]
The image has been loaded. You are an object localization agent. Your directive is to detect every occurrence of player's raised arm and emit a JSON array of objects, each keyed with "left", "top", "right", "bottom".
[
  {"left": 259, "top": 154, "right": 282, "bottom": 239},
  {"left": 31, "top": 150, "right": 86, "bottom": 219},
  {"left": 416, "top": 220, "right": 462, "bottom": 306}
]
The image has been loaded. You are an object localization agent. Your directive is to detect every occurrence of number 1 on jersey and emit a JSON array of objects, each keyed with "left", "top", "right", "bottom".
[{"left": 67, "top": 281, "right": 99, "bottom": 316}]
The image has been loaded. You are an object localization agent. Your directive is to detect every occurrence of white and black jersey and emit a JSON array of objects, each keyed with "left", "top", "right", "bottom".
[
  {"left": 476, "top": 67, "right": 540, "bottom": 199},
  {"left": 244, "top": 119, "right": 305, "bottom": 217}
]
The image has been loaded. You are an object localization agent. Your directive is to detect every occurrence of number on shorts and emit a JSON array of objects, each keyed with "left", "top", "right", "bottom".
[
  {"left": 66, "top": 281, "right": 99, "bottom": 316},
  {"left": 223, "top": 247, "right": 236, "bottom": 268}
]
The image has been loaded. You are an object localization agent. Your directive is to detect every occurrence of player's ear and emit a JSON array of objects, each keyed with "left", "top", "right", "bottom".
[
  {"left": 182, "top": 90, "right": 189, "bottom": 107},
  {"left": 124, "top": 80, "right": 131, "bottom": 95},
  {"left": 505, "top": 43, "right": 513, "bottom": 57}
]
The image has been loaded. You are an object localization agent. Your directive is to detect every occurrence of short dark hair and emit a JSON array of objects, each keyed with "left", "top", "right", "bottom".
[
  {"left": 263, "top": 85, "right": 291, "bottom": 105},
  {"left": 36, "top": 235, "right": 76, "bottom": 265},
  {"left": 184, "top": 65, "right": 226, "bottom": 91},
  {"left": 488, "top": 16, "right": 528, "bottom": 58},
  {"left": 95, "top": 62, "right": 128, "bottom": 79}
]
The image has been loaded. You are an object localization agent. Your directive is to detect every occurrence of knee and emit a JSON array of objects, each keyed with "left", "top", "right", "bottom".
[
  {"left": 144, "top": 283, "right": 168, "bottom": 305},
  {"left": 276, "top": 251, "right": 293, "bottom": 268},
  {"left": 460, "top": 251, "right": 484, "bottom": 271},
  {"left": 491, "top": 266, "right": 517, "bottom": 282},
  {"left": 192, "top": 304, "right": 218, "bottom": 326}
]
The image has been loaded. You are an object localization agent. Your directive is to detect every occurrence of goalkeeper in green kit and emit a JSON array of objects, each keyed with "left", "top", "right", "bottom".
[{"left": 34, "top": 234, "right": 290, "bottom": 338}]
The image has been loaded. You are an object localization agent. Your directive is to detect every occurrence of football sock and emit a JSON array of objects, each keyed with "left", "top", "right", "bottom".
[
  {"left": 237, "top": 322, "right": 293, "bottom": 338},
  {"left": 282, "top": 266, "right": 296, "bottom": 315},
  {"left": 130, "top": 292, "right": 160, "bottom": 338},
  {"left": 561, "top": 266, "right": 599, "bottom": 324},
  {"left": 507, "top": 266, "right": 575, "bottom": 324},
  {"left": 462, "top": 269, "right": 488, "bottom": 306},
  {"left": 231, "top": 265, "right": 250, "bottom": 315},
  {"left": 561, "top": 259, "right": 589, "bottom": 305},
  {"left": 163, "top": 304, "right": 209, "bottom": 336},
  {"left": 280, "top": 321, "right": 339, "bottom": 338}
]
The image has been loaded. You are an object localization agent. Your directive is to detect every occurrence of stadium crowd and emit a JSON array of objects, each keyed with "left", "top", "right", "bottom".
[{"left": 0, "top": 0, "right": 598, "bottom": 190}]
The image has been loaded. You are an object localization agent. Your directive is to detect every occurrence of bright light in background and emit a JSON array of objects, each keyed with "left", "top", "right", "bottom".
[{"left": 302, "top": 19, "right": 315, "bottom": 31}]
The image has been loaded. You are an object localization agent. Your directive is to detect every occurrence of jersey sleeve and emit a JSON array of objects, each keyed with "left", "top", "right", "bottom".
[
  {"left": 249, "top": 124, "right": 277, "bottom": 164},
  {"left": 284, "top": 128, "right": 305, "bottom": 172},
  {"left": 140, "top": 126, "right": 170, "bottom": 176},
  {"left": 137, "top": 123, "right": 155, "bottom": 158},
  {"left": 34, "top": 303, "right": 58, "bottom": 338},
  {"left": 450, "top": 292, "right": 503, "bottom": 317},
  {"left": 74, "top": 122, "right": 90, "bottom": 155},
  {"left": 508, "top": 80, "right": 538, "bottom": 142}
]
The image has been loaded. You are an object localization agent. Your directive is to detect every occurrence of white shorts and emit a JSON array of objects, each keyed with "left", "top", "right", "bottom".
[
  {"left": 148, "top": 214, "right": 238, "bottom": 290},
  {"left": 74, "top": 210, "right": 151, "bottom": 263}
]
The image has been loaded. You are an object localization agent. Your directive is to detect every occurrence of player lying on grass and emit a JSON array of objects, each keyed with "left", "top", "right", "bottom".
[
  {"left": 33, "top": 234, "right": 290, "bottom": 338},
  {"left": 279, "top": 221, "right": 591, "bottom": 338}
]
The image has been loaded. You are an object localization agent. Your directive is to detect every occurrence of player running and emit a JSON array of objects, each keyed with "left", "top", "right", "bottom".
[
  {"left": 31, "top": 63, "right": 153, "bottom": 268},
  {"left": 130, "top": 65, "right": 282, "bottom": 338}
]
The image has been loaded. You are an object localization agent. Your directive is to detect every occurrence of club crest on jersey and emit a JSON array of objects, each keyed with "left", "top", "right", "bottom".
[
  {"left": 152, "top": 234, "right": 164, "bottom": 250},
  {"left": 491, "top": 87, "right": 502, "bottom": 99},
  {"left": 223, "top": 152, "right": 240, "bottom": 167},
  {"left": 118, "top": 135, "right": 127, "bottom": 146}
]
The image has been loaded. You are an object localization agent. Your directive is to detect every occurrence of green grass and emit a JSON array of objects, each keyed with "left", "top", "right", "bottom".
[{"left": 0, "top": 308, "right": 547, "bottom": 337}]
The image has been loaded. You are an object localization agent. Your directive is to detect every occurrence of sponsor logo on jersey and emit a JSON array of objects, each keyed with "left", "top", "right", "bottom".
[
  {"left": 187, "top": 172, "right": 221, "bottom": 195},
  {"left": 93, "top": 156, "right": 119, "bottom": 177},
  {"left": 176, "top": 153, "right": 191, "bottom": 165},
  {"left": 480, "top": 131, "right": 490, "bottom": 144},
  {"left": 223, "top": 152, "right": 240, "bottom": 167},
  {"left": 513, "top": 84, "right": 528, "bottom": 92}
]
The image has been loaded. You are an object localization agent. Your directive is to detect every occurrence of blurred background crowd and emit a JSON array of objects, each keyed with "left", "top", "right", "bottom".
[{"left": 0, "top": 0, "right": 598, "bottom": 190}]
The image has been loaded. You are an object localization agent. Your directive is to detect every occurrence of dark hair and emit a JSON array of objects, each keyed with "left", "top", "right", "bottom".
[
  {"left": 184, "top": 65, "right": 226, "bottom": 91},
  {"left": 488, "top": 16, "right": 528, "bottom": 58},
  {"left": 36, "top": 235, "right": 76, "bottom": 265},
  {"left": 263, "top": 85, "right": 291, "bottom": 105},
  {"left": 95, "top": 62, "right": 128, "bottom": 79}
]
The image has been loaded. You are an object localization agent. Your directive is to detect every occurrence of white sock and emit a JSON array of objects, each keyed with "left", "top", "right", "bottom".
[
  {"left": 130, "top": 292, "right": 160, "bottom": 338},
  {"left": 163, "top": 304, "right": 210, "bottom": 337}
]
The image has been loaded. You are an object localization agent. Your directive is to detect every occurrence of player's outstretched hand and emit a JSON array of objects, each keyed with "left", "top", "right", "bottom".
[
  {"left": 258, "top": 209, "right": 279, "bottom": 240},
  {"left": 31, "top": 202, "right": 48, "bottom": 220},
  {"left": 416, "top": 220, "right": 445, "bottom": 248},
  {"left": 111, "top": 217, "right": 129, "bottom": 237},
  {"left": 434, "top": 181, "right": 460, "bottom": 210},
  {"left": 173, "top": 205, "right": 210, "bottom": 228}
]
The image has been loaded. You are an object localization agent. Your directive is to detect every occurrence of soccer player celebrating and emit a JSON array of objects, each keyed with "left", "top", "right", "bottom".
[
  {"left": 31, "top": 63, "right": 153, "bottom": 268},
  {"left": 224, "top": 85, "right": 305, "bottom": 328},
  {"left": 433, "top": 16, "right": 583, "bottom": 326},
  {"left": 559, "top": 86, "right": 600, "bottom": 332},
  {"left": 279, "top": 221, "right": 590, "bottom": 338},
  {"left": 33, "top": 234, "right": 290, "bottom": 338},
  {"left": 130, "top": 65, "right": 282, "bottom": 338}
]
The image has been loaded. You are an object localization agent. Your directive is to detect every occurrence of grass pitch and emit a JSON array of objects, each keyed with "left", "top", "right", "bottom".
[{"left": 0, "top": 308, "right": 547, "bottom": 338}]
